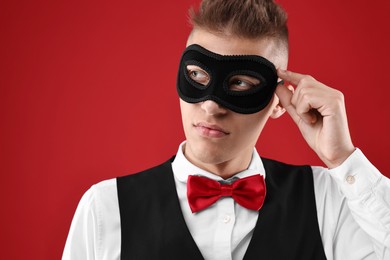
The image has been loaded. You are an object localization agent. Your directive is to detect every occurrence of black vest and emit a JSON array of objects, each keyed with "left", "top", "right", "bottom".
[{"left": 117, "top": 157, "right": 327, "bottom": 260}]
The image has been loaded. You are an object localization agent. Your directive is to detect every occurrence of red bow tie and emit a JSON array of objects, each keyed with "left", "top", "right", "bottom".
[{"left": 187, "top": 174, "right": 266, "bottom": 213}]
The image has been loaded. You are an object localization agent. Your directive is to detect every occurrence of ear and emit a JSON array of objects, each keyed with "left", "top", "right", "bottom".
[
  {"left": 270, "top": 100, "right": 286, "bottom": 119},
  {"left": 270, "top": 83, "right": 294, "bottom": 119}
]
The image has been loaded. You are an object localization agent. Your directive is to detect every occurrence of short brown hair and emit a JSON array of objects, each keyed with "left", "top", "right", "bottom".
[{"left": 189, "top": 0, "right": 288, "bottom": 49}]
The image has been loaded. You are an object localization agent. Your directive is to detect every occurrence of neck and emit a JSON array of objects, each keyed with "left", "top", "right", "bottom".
[{"left": 182, "top": 144, "right": 253, "bottom": 179}]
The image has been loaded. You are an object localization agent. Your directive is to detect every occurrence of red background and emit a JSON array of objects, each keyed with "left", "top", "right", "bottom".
[{"left": 1, "top": 0, "right": 389, "bottom": 259}]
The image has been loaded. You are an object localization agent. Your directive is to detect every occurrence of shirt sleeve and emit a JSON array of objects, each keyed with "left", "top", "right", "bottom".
[
  {"left": 62, "top": 179, "right": 121, "bottom": 260},
  {"left": 317, "top": 148, "right": 390, "bottom": 259},
  {"left": 62, "top": 186, "right": 99, "bottom": 260}
]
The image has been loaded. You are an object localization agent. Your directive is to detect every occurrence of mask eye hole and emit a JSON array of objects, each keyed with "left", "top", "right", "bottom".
[
  {"left": 228, "top": 75, "right": 261, "bottom": 92},
  {"left": 186, "top": 65, "right": 210, "bottom": 86}
]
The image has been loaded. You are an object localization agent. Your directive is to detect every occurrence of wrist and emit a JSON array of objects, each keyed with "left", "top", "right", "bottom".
[{"left": 322, "top": 146, "right": 356, "bottom": 169}]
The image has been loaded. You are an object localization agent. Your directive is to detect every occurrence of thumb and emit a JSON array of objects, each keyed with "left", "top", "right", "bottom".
[{"left": 275, "top": 84, "right": 300, "bottom": 125}]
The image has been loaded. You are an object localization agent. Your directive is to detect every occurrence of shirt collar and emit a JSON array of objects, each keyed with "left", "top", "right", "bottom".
[{"left": 172, "top": 141, "right": 266, "bottom": 183}]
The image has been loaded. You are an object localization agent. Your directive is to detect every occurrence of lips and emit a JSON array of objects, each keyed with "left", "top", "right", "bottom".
[{"left": 194, "top": 122, "right": 229, "bottom": 138}]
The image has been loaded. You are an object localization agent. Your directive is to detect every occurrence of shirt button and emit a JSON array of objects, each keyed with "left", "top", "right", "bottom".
[
  {"left": 346, "top": 175, "right": 355, "bottom": 184},
  {"left": 223, "top": 215, "right": 231, "bottom": 223}
]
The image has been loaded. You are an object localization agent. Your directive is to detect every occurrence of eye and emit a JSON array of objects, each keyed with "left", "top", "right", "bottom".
[
  {"left": 186, "top": 65, "right": 210, "bottom": 86},
  {"left": 228, "top": 75, "right": 260, "bottom": 91}
]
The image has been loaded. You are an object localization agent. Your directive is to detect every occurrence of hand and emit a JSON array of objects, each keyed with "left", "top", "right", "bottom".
[{"left": 275, "top": 69, "right": 355, "bottom": 168}]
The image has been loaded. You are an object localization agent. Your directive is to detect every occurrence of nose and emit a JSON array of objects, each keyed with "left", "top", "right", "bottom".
[{"left": 201, "top": 100, "right": 227, "bottom": 116}]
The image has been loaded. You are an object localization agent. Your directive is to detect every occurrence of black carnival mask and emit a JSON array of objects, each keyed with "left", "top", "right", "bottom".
[{"left": 177, "top": 44, "right": 278, "bottom": 114}]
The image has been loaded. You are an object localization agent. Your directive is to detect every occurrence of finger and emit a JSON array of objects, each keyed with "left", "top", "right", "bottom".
[
  {"left": 293, "top": 84, "right": 337, "bottom": 118},
  {"left": 294, "top": 96, "right": 319, "bottom": 124},
  {"left": 291, "top": 77, "right": 325, "bottom": 107},
  {"left": 275, "top": 84, "right": 301, "bottom": 125},
  {"left": 277, "top": 69, "right": 313, "bottom": 86},
  {"left": 291, "top": 85, "right": 318, "bottom": 124}
]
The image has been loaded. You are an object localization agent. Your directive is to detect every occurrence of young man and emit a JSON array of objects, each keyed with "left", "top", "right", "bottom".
[{"left": 63, "top": 0, "right": 390, "bottom": 259}]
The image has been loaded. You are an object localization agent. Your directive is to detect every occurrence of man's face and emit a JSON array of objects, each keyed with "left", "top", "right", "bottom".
[{"left": 180, "top": 28, "right": 288, "bottom": 174}]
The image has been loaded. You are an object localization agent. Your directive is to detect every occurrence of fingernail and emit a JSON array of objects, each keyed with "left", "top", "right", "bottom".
[{"left": 278, "top": 69, "right": 287, "bottom": 74}]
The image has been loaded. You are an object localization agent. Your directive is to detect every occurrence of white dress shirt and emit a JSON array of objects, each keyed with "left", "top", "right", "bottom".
[{"left": 63, "top": 143, "right": 390, "bottom": 259}]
